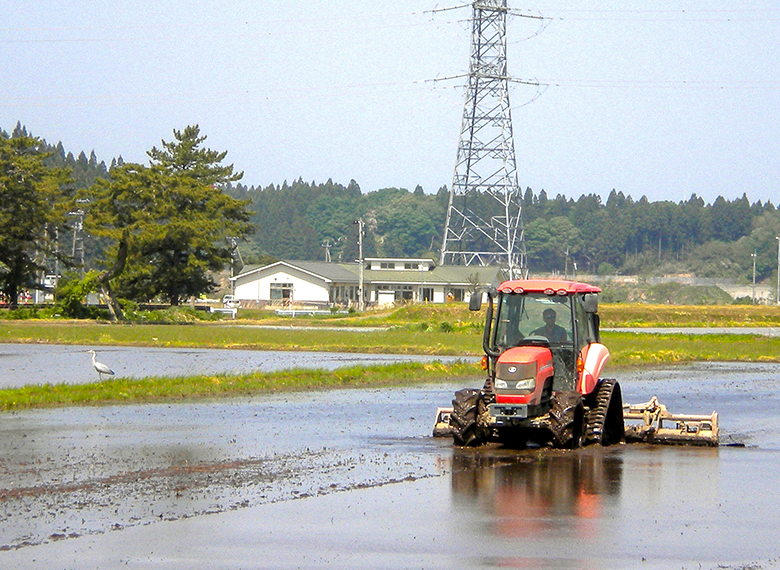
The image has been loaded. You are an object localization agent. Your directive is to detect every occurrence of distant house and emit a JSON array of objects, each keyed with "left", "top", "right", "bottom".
[{"left": 230, "top": 258, "right": 505, "bottom": 308}]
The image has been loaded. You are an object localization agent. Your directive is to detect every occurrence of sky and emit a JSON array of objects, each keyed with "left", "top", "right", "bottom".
[{"left": 2, "top": 1, "right": 779, "bottom": 204}]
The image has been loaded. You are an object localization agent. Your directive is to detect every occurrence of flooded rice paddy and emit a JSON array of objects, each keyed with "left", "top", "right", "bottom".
[
  {"left": 0, "top": 343, "right": 462, "bottom": 389},
  {"left": 0, "top": 356, "right": 779, "bottom": 569}
]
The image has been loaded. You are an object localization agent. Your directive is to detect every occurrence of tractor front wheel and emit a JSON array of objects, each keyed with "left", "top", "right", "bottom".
[
  {"left": 450, "top": 389, "right": 488, "bottom": 447},
  {"left": 549, "top": 391, "right": 584, "bottom": 449}
]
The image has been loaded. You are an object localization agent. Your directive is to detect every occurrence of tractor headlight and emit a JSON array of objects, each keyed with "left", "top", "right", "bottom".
[
  {"left": 495, "top": 379, "right": 508, "bottom": 389},
  {"left": 514, "top": 378, "right": 535, "bottom": 391}
]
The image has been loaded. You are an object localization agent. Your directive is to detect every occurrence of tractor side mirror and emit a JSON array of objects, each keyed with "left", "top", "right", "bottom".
[
  {"left": 584, "top": 293, "right": 599, "bottom": 314},
  {"left": 469, "top": 291, "right": 482, "bottom": 311}
]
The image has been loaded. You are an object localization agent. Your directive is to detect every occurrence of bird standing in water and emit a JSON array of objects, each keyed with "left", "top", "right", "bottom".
[{"left": 88, "top": 350, "right": 115, "bottom": 380}]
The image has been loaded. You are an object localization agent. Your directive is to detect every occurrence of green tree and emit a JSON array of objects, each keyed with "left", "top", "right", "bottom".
[
  {"left": 55, "top": 270, "right": 101, "bottom": 318},
  {"left": 525, "top": 216, "right": 583, "bottom": 273},
  {"left": 0, "top": 133, "right": 73, "bottom": 308},
  {"left": 374, "top": 193, "right": 439, "bottom": 257},
  {"left": 82, "top": 129, "right": 253, "bottom": 316},
  {"left": 81, "top": 164, "right": 155, "bottom": 319},
  {"left": 742, "top": 211, "right": 780, "bottom": 281},
  {"left": 117, "top": 172, "right": 253, "bottom": 305},
  {"left": 147, "top": 125, "right": 242, "bottom": 186}
]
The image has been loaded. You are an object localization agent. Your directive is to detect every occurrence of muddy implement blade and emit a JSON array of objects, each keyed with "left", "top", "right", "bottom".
[
  {"left": 623, "top": 397, "right": 719, "bottom": 446},
  {"left": 433, "top": 407, "right": 454, "bottom": 437}
]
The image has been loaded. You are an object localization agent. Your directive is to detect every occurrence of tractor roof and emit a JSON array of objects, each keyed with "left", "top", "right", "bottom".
[{"left": 497, "top": 279, "right": 601, "bottom": 294}]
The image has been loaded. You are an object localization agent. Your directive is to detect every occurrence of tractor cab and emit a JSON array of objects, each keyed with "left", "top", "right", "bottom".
[{"left": 471, "top": 280, "right": 603, "bottom": 396}]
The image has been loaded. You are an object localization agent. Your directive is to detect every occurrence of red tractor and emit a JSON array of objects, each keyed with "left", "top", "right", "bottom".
[{"left": 434, "top": 279, "right": 719, "bottom": 448}]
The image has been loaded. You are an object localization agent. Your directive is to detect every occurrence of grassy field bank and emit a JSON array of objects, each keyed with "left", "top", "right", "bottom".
[
  {"left": 0, "top": 321, "right": 479, "bottom": 354},
  {"left": 5, "top": 302, "right": 780, "bottom": 330},
  {"left": 233, "top": 303, "right": 780, "bottom": 328},
  {"left": 0, "top": 360, "right": 478, "bottom": 411},
  {"left": 601, "top": 304, "right": 780, "bottom": 327}
]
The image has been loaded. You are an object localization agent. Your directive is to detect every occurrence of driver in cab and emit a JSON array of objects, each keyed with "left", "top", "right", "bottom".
[{"left": 531, "top": 308, "right": 568, "bottom": 342}]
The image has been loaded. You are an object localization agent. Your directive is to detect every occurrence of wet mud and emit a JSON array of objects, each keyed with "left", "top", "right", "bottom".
[{"left": 1, "top": 362, "right": 779, "bottom": 569}]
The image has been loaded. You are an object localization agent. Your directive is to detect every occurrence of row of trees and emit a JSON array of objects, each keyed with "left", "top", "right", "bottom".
[
  {"left": 0, "top": 125, "right": 253, "bottom": 316},
  {"left": 3, "top": 120, "right": 779, "bottom": 315},
  {"left": 228, "top": 180, "right": 446, "bottom": 264},
  {"left": 522, "top": 189, "right": 780, "bottom": 281},
  {"left": 229, "top": 181, "right": 779, "bottom": 284}
]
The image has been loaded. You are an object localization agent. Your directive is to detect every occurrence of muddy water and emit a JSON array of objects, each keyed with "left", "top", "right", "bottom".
[
  {"left": 0, "top": 343, "right": 463, "bottom": 388},
  {"left": 1, "top": 362, "right": 779, "bottom": 569}
]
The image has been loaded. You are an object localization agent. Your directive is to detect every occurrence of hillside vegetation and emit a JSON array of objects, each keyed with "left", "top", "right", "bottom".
[{"left": 3, "top": 123, "right": 779, "bottom": 315}]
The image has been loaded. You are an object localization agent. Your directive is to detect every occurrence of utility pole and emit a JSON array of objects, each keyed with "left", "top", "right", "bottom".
[
  {"left": 776, "top": 236, "right": 780, "bottom": 305},
  {"left": 227, "top": 237, "right": 243, "bottom": 295},
  {"left": 439, "top": 0, "right": 528, "bottom": 279},
  {"left": 322, "top": 239, "right": 333, "bottom": 263},
  {"left": 354, "top": 219, "right": 365, "bottom": 311},
  {"left": 68, "top": 200, "right": 88, "bottom": 276},
  {"left": 751, "top": 250, "right": 757, "bottom": 305}
]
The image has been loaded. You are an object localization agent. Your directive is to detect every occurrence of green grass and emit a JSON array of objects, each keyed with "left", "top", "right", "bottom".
[
  {"left": 604, "top": 331, "right": 780, "bottom": 366},
  {"left": 0, "top": 360, "right": 479, "bottom": 411},
  {"left": 600, "top": 304, "right": 780, "bottom": 328},
  {"left": 0, "top": 320, "right": 482, "bottom": 354},
  {"left": 4, "top": 302, "right": 780, "bottom": 330}
]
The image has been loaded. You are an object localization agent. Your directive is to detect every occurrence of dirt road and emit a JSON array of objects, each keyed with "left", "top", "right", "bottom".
[{"left": 1, "top": 361, "right": 779, "bottom": 569}]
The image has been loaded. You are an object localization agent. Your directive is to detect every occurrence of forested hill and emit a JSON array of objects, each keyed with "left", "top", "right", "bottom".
[
  {"left": 226, "top": 179, "right": 449, "bottom": 268},
  {"left": 5, "top": 122, "right": 777, "bottom": 283},
  {"left": 227, "top": 180, "right": 779, "bottom": 284},
  {"left": 5, "top": 122, "right": 118, "bottom": 189}
]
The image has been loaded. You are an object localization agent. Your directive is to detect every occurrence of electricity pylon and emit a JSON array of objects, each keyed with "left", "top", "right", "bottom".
[{"left": 439, "top": 0, "right": 528, "bottom": 279}]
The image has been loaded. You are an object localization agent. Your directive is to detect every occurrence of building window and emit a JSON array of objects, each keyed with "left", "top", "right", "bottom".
[
  {"left": 380, "top": 262, "right": 395, "bottom": 270},
  {"left": 270, "top": 283, "right": 293, "bottom": 302},
  {"left": 448, "top": 289, "right": 465, "bottom": 302}
]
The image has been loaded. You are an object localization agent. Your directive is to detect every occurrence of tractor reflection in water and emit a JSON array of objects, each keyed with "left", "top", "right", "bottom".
[{"left": 450, "top": 449, "right": 623, "bottom": 540}]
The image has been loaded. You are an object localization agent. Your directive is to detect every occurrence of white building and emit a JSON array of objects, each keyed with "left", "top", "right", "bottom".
[{"left": 231, "top": 258, "right": 505, "bottom": 308}]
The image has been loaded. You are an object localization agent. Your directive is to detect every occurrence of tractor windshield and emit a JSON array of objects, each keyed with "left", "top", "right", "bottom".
[{"left": 494, "top": 292, "right": 574, "bottom": 350}]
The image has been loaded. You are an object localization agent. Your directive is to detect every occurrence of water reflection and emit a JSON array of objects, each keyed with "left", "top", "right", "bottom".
[{"left": 451, "top": 447, "right": 623, "bottom": 540}]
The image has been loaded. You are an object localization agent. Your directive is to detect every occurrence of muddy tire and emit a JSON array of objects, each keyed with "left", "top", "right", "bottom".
[
  {"left": 549, "top": 391, "right": 584, "bottom": 449},
  {"left": 584, "top": 379, "right": 625, "bottom": 446},
  {"left": 450, "top": 389, "right": 488, "bottom": 447}
]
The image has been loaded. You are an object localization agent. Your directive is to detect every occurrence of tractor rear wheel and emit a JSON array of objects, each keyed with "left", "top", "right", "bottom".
[
  {"left": 549, "top": 391, "right": 584, "bottom": 449},
  {"left": 584, "top": 379, "right": 625, "bottom": 446},
  {"left": 450, "top": 388, "right": 488, "bottom": 447}
]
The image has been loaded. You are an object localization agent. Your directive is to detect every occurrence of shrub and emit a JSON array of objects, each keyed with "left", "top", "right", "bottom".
[{"left": 54, "top": 271, "right": 101, "bottom": 318}]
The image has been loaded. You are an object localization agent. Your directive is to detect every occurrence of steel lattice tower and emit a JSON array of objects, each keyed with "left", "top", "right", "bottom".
[{"left": 439, "top": 0, "right": 527, "bottom": 278}]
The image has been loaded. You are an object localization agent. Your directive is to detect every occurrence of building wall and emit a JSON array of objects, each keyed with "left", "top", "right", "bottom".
[
  {"left": 368, "top": 284, "right": 464, "bottom": 306},
  {"left": 234, "top": 268, "right": 330, "bottom": 303},
  {"left": 231, "top": 260, "right": 493, "bottom": 307},
  {"left": 376, "top": 290, "right": 395, "bottom": 306}
]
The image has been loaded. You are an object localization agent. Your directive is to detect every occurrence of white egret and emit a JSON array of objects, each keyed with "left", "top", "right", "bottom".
[{"left": 88, "top": 350, "right": 115, "bottom": 380}]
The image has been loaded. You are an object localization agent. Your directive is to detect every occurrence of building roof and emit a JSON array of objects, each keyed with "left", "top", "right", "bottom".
[
  {"left": 233, "top": 259, "right": 507, "bottom": 287},
  {"left": 232, "top": 260, "right": 359, "bottom": 283},
  {"left": 364, "top": 265, "right": 505, "bottom": 286}
]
